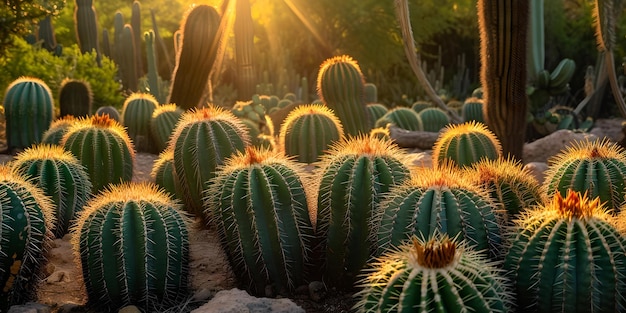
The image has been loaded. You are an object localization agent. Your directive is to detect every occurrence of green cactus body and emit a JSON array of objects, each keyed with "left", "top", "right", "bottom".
[
  {"left": 205, "top": 147, "right": 314, "bottom": 295},
  {"left": 150, "top": 104, "right": 183, "bottom": 152},
  {"left": 432, "top": 121, "right": 502, "bottom": 168},
  {"left": 364, "top": 82, "right": 378, "bottom": 104},
  {"left": 3, "top": 77, "right": 54, "bottom": 150},
  {"left": 61, "top": 115, "right": 135, "bottom": 193},
  {"left": 95, "top": 105, "right": 121, "bottom": 122},
  {"left": 74, "top": 0, "right": 101, "bottom": 65},
  {"left": 410, "top": 100, "right": 433, "bottom": 113},
  {"left": 119, "top": 24, "right": 139, "bottom": 92},
  {"left": 366, "top": 103, "right": 388, "bottom": 129},
  {"left": 377, "top": 167, "right": 503, "bottom": 260},
  {"left": 375, "top": 107, "right": 423, "bottom": 131},
  {"left": 144, "top": 30, "right": 164, "bottom": 104},
  {"left": 122, "top": 93, "right": 159, "bottom": 153},
  {"left": 543, "top": 139, "right": 626, "bottom": 211},
  {"left": 354, "top": 234, "right": 511, "bottom": 313},
  {"left": 42, "top": 116, "right": 78, "bottom": 145},
  {"left": 314, "top": 135, "right": 411, "bottom": 288},
  {"left": 12, "top": 144, "right": 92, "bottom": 238},
  {"left": 234, "top": 0, "right": 256, "bottom": 101},
  {"left": 0, "top": 166, "right": 54, "bottom": 310},
  {"left": 418, "top": 107, "right": 450, "bottom": 132},
  {"left": 168, "top": 5, "right": 222, "bottom": 110},
  {"left": 151, "top": 149, "right": 183, "bottom": 200},
  {"left": 505, "top": 190, "right": 626, "bottom": 312},
  {"left": 170, "top": 106, "right": 250, "bottom": 216},
  {"left": 317, "top": 55, "right": 370, "bottom": 136},
  {"left": 38, "top": 16, "right": 58, "bottom": 53},
  {"left": 279, "top": 104, "right": 344, "bottom": 164},
  {"left": 131, "top": 0, "right": 144, "bottom": 77},
  {"left": 72, "top": 183, "right": 190, "bottom": 311},
  {"left": 462, "top": 97, "right": 485, "bottom": 123},
  {"left": 59, "top": 78, "right": 93, "bottom": 118}
]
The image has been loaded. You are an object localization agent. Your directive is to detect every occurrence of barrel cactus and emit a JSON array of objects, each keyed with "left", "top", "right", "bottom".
[
  {"left": 314, "top": 135, "right": 411, "bottom": 288},
  {"left": 505, "top": 190, "right": 626, "bottom": 312},
  {"left": 462, "top": 97, "right": 485, "bottom": 123},
  {"left": 150, "top": 104, "right": 183, "bottom": 152},
  {"left": 432, "top": 121, "right": 502, "bottom": 168},
  {"left": 375, "top": 107, "right": 423, "bottom": 131},
  {"left": 41, "top": 116, "right": 78, "bottom": 145},
  {"left": 205, "top": 146, "right": 315, "bottom": 295},
  {"left": 121, "top": 92, "right": 159, "bottom": 153},
  {"left": 95, "top": 105, "right": 121, "bottom": 122},
  {"left": 59, "top": 78, "right": 93, "bottom": 118},
  {"left": 12, "top": 144, "right": 92, "bottom": 238},
  {"left": 170, "top": 105, "right": 249, "bottom": 216},
  {"left": 150, "top": 149, "right": 183, "bottom": 201},
  {"left": 3, "top": 77, "right": 54, "bottom": 150},
  {"left": 278, "top": 104, "right": 344, "bottom": 164},
  {"left": 377, "top": 166, "right": 503, "bottom": 261},
  {"left": 542, "top": 139, "right": 626, "bottom": 211},
  {"left": 316, "top": 55, "right": 370, "bottom": 136},
  {"left": 366, "top": 103, "right": 388, "bottom": 128},
  {"left": 418, "top": 107, "right": 450, "bottom": 132},
  {"left": 0, "top": 165, "right": 54, "bottom": 310},
  {"left": 72, "top": 182, "right": 190, "bottom": 311},
  {"left": 354, "top": 234, "right": 511, "bottom": 313},
  {"left": 61, "top": 115, "right": 135, "bottom": 193}
]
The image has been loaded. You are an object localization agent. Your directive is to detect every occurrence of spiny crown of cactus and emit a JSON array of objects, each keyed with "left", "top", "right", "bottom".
[
  {"left": 432, "top": 121, "right": 502, "bottom": 167},
  {"left": 49, "top": 116, "right": 78, "bottom": 128},
  {"left": 317, "top": 55, "right": 363, "bottom": 79},
  {"left": 282, "top": 104, "right": 343, "bottom": 130},
  {"left": 6, "top": 76, "right": 51, "bottom": 93},
  {"left": 221, "top": 145, "right": 288, "bottom": 169},
  {"left": 152, "top": 103, "right": 181, "bottom": 118},
  {"left": 550, "top": 138, "right": 624, "bottom": 162},
  {"left": 0, "top": 165, "right": 55, "bottom": 226},
  {"left": 553, "top": 190, "right": 601, "bottom": 220},
  {"left": 410, "top": 235, "right": 458, "bottom": 269},
  {"left": 150, "top": 148, "right": 174, "bottom": 179},
  {"left": 171, "top": 105, "right": 243, "bottom": 133},
  {"left": 15, "top": 144, "right": 78, "bottom": 163},
  {"left": 409, "top": 164, "right": 475, "bottom": 190},
  {"left": 325, "top": 134, "right": 405, "bottom": 159},
  {"left": 63, "top": 115, "right": 134, "bottom": 153},
  {"left": 123, "top": 92, "right": 159, "bottom": 106}
]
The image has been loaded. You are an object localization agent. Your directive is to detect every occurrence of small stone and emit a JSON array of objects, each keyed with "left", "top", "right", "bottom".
[
  {"left": 56, "top": 303, "right": 83, "bottom": 313},
  {"left": 45, "top": 270, "right": 71, "bottom": 284},
  {"left": 118, "top": 305, "right": 142, "bottom": 313},
  {"left": 264, "top": 285, "right": 275, "bottom": 298},
  {"left": 7, "top": 302, "right": 50, "bottom": 313},
  {"left": 192, "top": 288, "right": 214, "bottom": 302},
  {"left": 308, "top": 281, "right": 326, "bottom": 302}
]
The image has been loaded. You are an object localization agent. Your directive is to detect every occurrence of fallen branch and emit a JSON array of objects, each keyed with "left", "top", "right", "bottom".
[{"left": 388, "top": 125, "right": 441, "bottom": 150}]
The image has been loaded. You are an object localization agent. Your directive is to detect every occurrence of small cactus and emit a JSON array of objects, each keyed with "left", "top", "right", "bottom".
[
  {"left": 375, "top": 107, "right": 423, "bottom": 131},
  {"left": 462, "top": 97, "right": 485, "bottom": 123},
  {"left": 41, "top": 116, "right": 78, "bottom": 145},
  {"left": 432, "top": 121, "right": 502, "bottom": 168},
  {"left": 94, "top": 105, "right": 121, "bottom": 122},
  {"left": 365, "top": 103, "right": 388, "bottom": 129},
  {"left": 122, "top": 92, "right": 159, "bottom": 153},
  {"left": 150, "top": 104, "right": 183, "bottom": 152},
  {"left": 150, "top": 149, "right": 183, "bottom": 200},
  {"left": 418, "top": 107, "right": 450, "bottom": 132},
  {"left": 59, "top": 78, "right": 93, "bottom": 118}
]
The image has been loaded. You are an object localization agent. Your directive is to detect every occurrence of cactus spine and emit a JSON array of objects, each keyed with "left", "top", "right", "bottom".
[
  {"left": 278, "top": 104, "right": 344, "bottom": 164},
  {"left": 72, "top": 183, "right": 190, "bottom": 311},
  {"left": 505, "top": 190, "right": 626, "bottom": 312},
  {"left": 122, "top": 93, "right": 159, "bottom": 153},
  {"left": 151, "top": 149, "right": 183, "bottom": 200},
  {"left": 59, "top": 78, "right": 93, "bottom": 118},
  {"left": 61, "top": 115, "right": 135, "bottom": 193},
  {"left": 12, "top": 144, "right": 92, "bottom": 238},
  {"left": 150, "top": 104, "right": 183, "bottom": 152},
  {"left": 119, "top": 24, "right": 139, "bottom": 92},
  {"left": 205, "top": 147, "right": 315, "bottom": 295},
  {"left": 3, "top": 77, "right": 54, "bottom": 150},
  {"left": 317, "top": 55, "right": 370, "bottom": 136},
  {"left": 354, "top": 234, "right": 511, "bottom": 313},
  {"left": 42, "top": 116, "right": 78, "bottom": 146},
  {"left": 74, "top": 0, "right": 101, "bottom": 65},
  {"left": 432, "top": 121, "right": 502, "bottom": 168},
  {"left": 462, "top": 97, "right": 485, "bottom": 123},
  {"left": 375, "top": 107, "right": 423, "bottom": 131}
]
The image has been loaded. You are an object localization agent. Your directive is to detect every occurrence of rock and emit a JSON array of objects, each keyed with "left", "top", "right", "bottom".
[
  {"left": 523, "top": 129, "right": 599, "bottom": 163},
  {"left": 590, "top": 118, "right": 625, "bottom": 142},
  {"left": 308, "top": 281, "right": 326, "bottom": 302},
  {"left": 524, "top": 162, "right": 549, "bottom": 185},
  {"left": 191, "top": 288, "right": 305, "bottom": 313},
  {"left": 118, "top": 305, "right": 142, "bottom": 313},
  {"left": 56, "top": 303, "right": 83, "bottom": 313},
  {"left": 192, "top": 288, "right": 215, "bottom": 302},
  {"left": 45, "top": 270, "right": 71, "bottom": 283},
  {"left": 7, "top": 302, "right": 50, "bottom": 313}
]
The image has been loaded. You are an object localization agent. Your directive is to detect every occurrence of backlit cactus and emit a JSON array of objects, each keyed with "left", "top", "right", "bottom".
[
  {"left": 42, "top": 116, "right": 78, "bottom": 145},
  {"left": 12, "top": 144, "right": 92, "bottom": 238},
  {"left": 418, "top": 107, "right": 449, "bottom": 132},
  {"left": 72, "top": 183, "right": 190, "bottom": 311},
  {"left": 3, "top": 77, "right": 54, "bottom": 150},
  {"left": 542, "top": 139, "right": 626, "bottom": 211},
  {"left": 432, "top": 121, "right": 502, "bottom": 168},
  {"left": 377, "top": 166, "right": 503, "bottom": 260},
  {"left": 0, "top": 165, "right": 54, "bottom": 310},
  {"left": 278, "top": 104, "right": 344, "bottom": 164},
  {"left": 314, "top": 135, "right": 411, "bottom": 288},
  {"left": 61, "top": 115, "right": 135, "bottom": 193},
  {"left": 74, "top": 0, "right": 101, "bottom": 65},
  {"left": 366, "top": 103, "right": 388, "bottom": 129},
  {"left": 462, "top": 97, "right": 485, "bottom": 123},
  {"left": 59, "top": 78, "right": 93, "bottom": 118},
  {"left": 150, "top": 149, "right": 183, "bottom": 200},
  {"left": 375, "top": 107, "right": 423, "bottom": 131},
  {"left": 122, "top": 92, "right": 159, "bottom": 153},
  {"left": 205, "top": 147, "right": 315, "bottom": 295},
  {"left": 354, "top": 234, "right": 511, "bottom": 313},
  {"left": 170, "top": 105, "right": 250, "bottom": 216},
  {"left": 505, "top": 190, "right": 626, "bottom": 312},
  {"left": 150, "top": 104, "right": 183, "bottom": 152},
  {"left": 317, "top": 55, "right": 370, "bottom": 136}
]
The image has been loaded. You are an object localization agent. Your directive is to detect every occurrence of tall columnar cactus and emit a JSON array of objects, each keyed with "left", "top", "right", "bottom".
[
  {"left": 542, "top": 139, "right": 626, "bottom": 211},
  {"left": 418, "top": 107, "right": 449, "bottom": 132},
  {"left": 432, "top": 121, "right": 502, "bottom": 168},
  {"left": 151, "top": 149, "right": 183, "bottom": 200},
  {"left": 72, "top": 183, "right": 190, "bottom": 311},
  {"left": 144, "top": 30, "right": 165, "bottom": 104},
  {"left": 375, "top": 107, "right": 423, "bottom": 131},
  {"left": 12, "top": 144, "right": 92, "bottom": 238},
  {"left": 122, "top": 92, "right": 159, "bottom": 153},
  {"left": 0, "top": 165, "right": 54, "bottom": 310},
  {"left": 150, "top": 104, "right": 183, "bottom": 152},
  {"left": 61, "top": 115, "right": 135, "bottom": 193},
  {"left": 3, "top": 77, "right": 54, "bottom": 150},
  {"left": 59, "top": 78, "right": 93, "bottom": 118},
  {"left": 317, "top": 55, "right": 371, "bottom": 136},
  {"left": 42, "top": 116, "right": 78, "bottom": 145},
  {"left": 354, "top": 234, "right": 511, "bottom": 313},
  {"left": 74, "top": 0, "right": 101, "bottom": 65},
  {"left": 170, "top": 105, "right": 249, "bottom": 216},
  {"left": 462, "top": 97, "right": 485, "bottom": 123},
  {"left": 205, "top": 147, "right": 315, "bottom": 295},
  {"left": 38, "top": 16, "right": 58, "bottom": 53},
  {"left": 505, "top": 190, "right": 626, "bottom": 312},
  {"left": 377, "top": 166, "right": 503, "bottom": 261},
  {"left": 364, "top": 82, "right": 378, "bottom": 104},
  {"left": 119, "top": 24, "right": 139, "bottom": 92},
  {"left": 234, "top": 0, "right": 256, "bottom": 101},
  {"left": 131, "top": 0, "right": 144, "bottom": 77},
  {"left": 314, "top": 135, "right": 411, "bottom": 288},
  {"left": 278, "top": 104, "right": 344, "bottom": 164},
  {"left": 167, "top": 5, "right": 222, "bottom": 110},
  {"left": 366, "top": 103, "right": 388, "bottom": 128}
]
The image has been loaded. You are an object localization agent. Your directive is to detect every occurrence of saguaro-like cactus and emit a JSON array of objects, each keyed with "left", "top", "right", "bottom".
[
  {"left": 72, "top": 183, "right": 190, "bottom": 311},
  {"left": 121, "top": 92, "right": 159, "bottom": 153},
  {"left": 74, "top": 0, "right": 101, "bottom": 65},
  {"left": 150, "top": 104, "right": 183, "bottom": 152},
  {"left": 354, "top": 234, "right": 511, "bottom": 313},
  {"left": 12, "top": 144, "right": 92, "bottom": 238},
  {"left": 205, "top": 147, "right": 315, "bottom": 295},
  {"left": 59, "top": 78, "right": 93, "bottom": 118},
  {"left": 432, "top": 121, "right": 502, "bottom": 168},
  {"left": 317, "top": 55, "right": 370, "bottom": 136},
  {"left": 0, "top": 165, "right": 54, "bottom": 310},
  {"left": 3, "top": 77, "right": 54, "bottom": 150},
  {"left": 505, "top": 190, "right": 626, "bottom": 312}
]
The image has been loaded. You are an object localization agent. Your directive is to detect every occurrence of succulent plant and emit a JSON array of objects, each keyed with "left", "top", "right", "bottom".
[
  {"left": 72, "top": 182, "right": 190, "bottom": 311},
  {"left": 354, "top": 234, "right": 511, "bottom": 313},
  {"left": 314, "top": 135, "right": 411, "bottom": 288},
  {"left": 41, "top": 116, "right": 78, "bottom": 146},
  {"left": 375, "top": 107, "right": 423, "bottom": 131},
  {"left": 150, "top": 149, "right": 183, "bottom": 201},
  {"left": 74, "top": 0, "right": 101, "bottom": 65},
  {"left": 432, "top": 121, "right": 502, "bottom": 168},
  {"left": 366, "top": 103, "right": 388, "bottom": 129},
  {"left": 205, "top": 147, "right": 315, "bottom": 295},
  {"left": 542, "top": 139, "right": 626, "bottom": 211},
  {"left": 410, "top": 100, "right": 432, "bottom": 113},
  {"left": 94, "top": 105, "right": 121, "bottom": 122},
  {"left": 12, "top": 144, "right": 92, "bottom": 238},
  {"left": 418, "top": 107, "right": 450, "bottom": 132},
  {"left": 122, "top": 93, "right": 159, "bottom": 153},
  {"left": 461, "top": 97, "right": 485, "bottom": 123},
  {"left": 278, "top": 104, "right": 344, "bottom": 164},
  {"left": 59, "top": 78, "right": 93, "bottom": 118},
  {"left": 505, "top": 190, "right": 626, "bottom": 312},
  {"left": 150, "top": 104, "right": 183, "bottom": 152}
]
